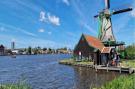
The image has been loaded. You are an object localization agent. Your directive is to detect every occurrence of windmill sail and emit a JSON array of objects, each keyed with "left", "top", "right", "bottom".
[
  {"left": 112, "top": 7, "right": 132, "bottom": 15},
  {"left": 94, "top": 0, "right": 133, "bottom": 43},
  {"left": 105, "top": 0, "right": 110, "bottom": 9}
]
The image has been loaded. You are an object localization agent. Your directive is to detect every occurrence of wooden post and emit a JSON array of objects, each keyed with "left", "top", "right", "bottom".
[
  {"left": 95, "top": 65, "right": 98, "bottom": 72},
  {"left": 129, "top": 68, "right": 133, "bottom": 74},
  {"left": 107, "top": 63, "right": 109, "bottom": 72},
  {"left": 120, "top": 67, "right": 121, "bottom": 73}
]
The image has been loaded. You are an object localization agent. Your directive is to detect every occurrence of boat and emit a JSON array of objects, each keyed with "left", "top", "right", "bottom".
[{"left": 11, "top": 55, "right": 16, "bottom": 58}]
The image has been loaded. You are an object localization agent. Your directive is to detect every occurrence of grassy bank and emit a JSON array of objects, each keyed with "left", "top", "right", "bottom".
[
  {"left": 59, "top": 59, "right": 93, "bottom": 65},
  {"left": 60, "top": 59, "right": 135, "bottom": 68},
  {"left": 121, "top": 59, "right": 135, "bottom": 68},
  {"left": 0, "top": 82, "right": 31, "bottom": 89},
  {"left": 94, "top": 74, "right": 135, "bottom": 89}
]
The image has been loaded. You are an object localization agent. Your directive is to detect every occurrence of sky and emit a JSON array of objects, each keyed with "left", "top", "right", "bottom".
[{"left": 0, "top": 0, "right": 135, "bottom": 49}]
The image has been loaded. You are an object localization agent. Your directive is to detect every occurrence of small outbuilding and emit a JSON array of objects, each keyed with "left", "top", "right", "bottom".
[
  {"left": 0, "top": 45, "right": 5, "bottom": 56},
  {"left": 74, "top": 34, "right": 114, "bottom": 65}
]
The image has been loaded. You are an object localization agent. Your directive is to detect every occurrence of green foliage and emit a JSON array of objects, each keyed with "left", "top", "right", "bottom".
[
  {"left": 43, "top": 48, "right": 47, "bottom": 51},
  {"left": 0, "top": 81, "right": 31, "bottom": 89},
  {"left": 27, "top": 46, "right": 32, "bottom": 55},
  {"left": 121, "top": 60, "right": 135, "bottom": 68},
  {"left": 118, "top": 50, "right": 127, "bottom": 59},
  {"left": 126, "top": 44, "right": 135, "bottom": 59},
  {"left": 99, "top": 74, "right": 135, "bottom": 89}
]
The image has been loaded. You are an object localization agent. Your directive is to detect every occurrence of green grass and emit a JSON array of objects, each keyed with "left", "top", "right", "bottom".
[
  {"left": 60, "top": 59, "right": 75, "bottom": 63},
  {"left": 0, "top": 81, "right": 31, "bottom": 89},
  {"left": 76, "top": 61, "right": 93, "bottom": 65},
  {"left": 97, "top": 74, "right": 135, "bottom": 89},
  {"left": 59, "top": 58, "right": 93, "bottom": 65},
  {"left": 121, "top": 59, "right": 135, "bottom": 68}
]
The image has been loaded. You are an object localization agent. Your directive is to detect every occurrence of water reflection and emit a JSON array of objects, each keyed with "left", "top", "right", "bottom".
[
  {"left": 0, "top": 54, "right": 122, "bottom": 89},
  {"left": 73, "top": 67, "right": 121, "bottom": 89}
]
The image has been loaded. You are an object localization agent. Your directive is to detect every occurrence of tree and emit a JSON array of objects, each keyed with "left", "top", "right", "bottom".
[
  {"left": 37, "top": 46, "right": 41, "bottom": 50},
  {"left": 125, "top": 44, "right": 135, "bottom": 59},
  {"left": 28, "top": 46, "right": 32, "bottom": 55},
  {"left": 63, "top": 47, "right": 67, "bottom": 50},
  {"left": 43, "top": 48, "right": 47, "bottom": 51},
  {"left": 33, "top": 48, "right": 38, "bottom": 55}
]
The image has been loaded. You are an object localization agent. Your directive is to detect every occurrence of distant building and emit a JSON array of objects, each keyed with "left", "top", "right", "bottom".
[
  {"left": 74, "top": 34, "right": 115, "bottom": 65},
  {"left": 0, "top": 45, "right": 5, "bottom": 56},
  {"left": 12, "top": 50, "right": 19, "bottom": 54},
  {"left": 11, "top": 41, "right": 15, "bottom": 50}
]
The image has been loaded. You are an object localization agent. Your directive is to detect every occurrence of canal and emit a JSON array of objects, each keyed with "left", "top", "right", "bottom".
[{"left": 0, "top": 54, "right": 121, "bottom": 89}]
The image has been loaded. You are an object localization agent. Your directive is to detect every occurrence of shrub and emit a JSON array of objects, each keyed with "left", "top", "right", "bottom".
[
  {"left": 125, "top": 44, "right": 135, "bottom": 59},
  {"left": 100, "top": 74, "right": 135, "bottom": 89},
  {"left": 0, "top": 81, "right": 31, "bottom": 89}
]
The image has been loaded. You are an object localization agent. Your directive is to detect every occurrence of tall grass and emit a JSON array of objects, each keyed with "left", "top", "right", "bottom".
[
  {"left": 121, "top": 60, "right": 135, "bottom": 68},
  {"left": 100, "top": 74, "right": 135, "bottom": 89},
  {"left": 0, "top": 80, "right": 31, "bottom": 89}
]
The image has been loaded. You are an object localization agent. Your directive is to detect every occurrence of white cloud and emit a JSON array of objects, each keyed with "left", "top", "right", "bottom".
[
  {"left": 38, "top": 29, "right": 45, "bottom": 33},
  {"left": 81, "top": 22, "right": 97, "bottom": 35},
  {"left": 131, "top": 9, "right": 135, "bottom": 17},
  {"left": 39, "top": 11, "right": 47, "bottom": 22},
  {"left": 0, "top": 27, "right": 7, "bottom": 32},
  {"left": 0, "top": 23, "right": 37, "bottom": 37},
  {"left": 62, "top": 0, "right": 70, "bottom": 6},
  {"left": 17, "top": 28, "right": 37, "bottom": 37},
  {"left": 48, "top": 13, "right": 60, "bottom": 26},
  {"left": 48, "top": 31, "right": 52, "bottom": 35},
  {"left": 39, "top": 11, "right": 60, "bottom": 26}
]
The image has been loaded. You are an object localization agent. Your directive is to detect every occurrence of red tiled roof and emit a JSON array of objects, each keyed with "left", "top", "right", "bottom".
[
  {"left": 101, "top": 47, "right": 112, "bottom": 53},
  {"left": 84, "top": 34, "right": 105, "bottom": 51}
]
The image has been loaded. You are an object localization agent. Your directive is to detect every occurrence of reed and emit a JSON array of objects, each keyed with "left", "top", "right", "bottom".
[
  {"left": 0, "top": 81, "right": 31, "bottom": 89},
  {"left": 100, "top": 74, "right": 135, "bottom": 89}
]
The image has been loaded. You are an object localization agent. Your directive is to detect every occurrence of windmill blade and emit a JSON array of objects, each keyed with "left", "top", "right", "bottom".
[
  {"left": 94, "top": 15, "right": 99, "bottom": 18},
  {"left": 112, "top": 7, "right": 133, "bottom": 15},
  {"left": 105, "top": 0, "right": 110, "bottom": 9}
]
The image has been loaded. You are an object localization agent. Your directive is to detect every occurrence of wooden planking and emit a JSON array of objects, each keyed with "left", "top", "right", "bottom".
[{"left": 95, "top": 65, "right": 134, "bottom": 74}]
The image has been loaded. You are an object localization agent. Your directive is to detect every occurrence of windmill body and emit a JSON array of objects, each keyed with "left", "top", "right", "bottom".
[
  {"left": 98, "top": 9, "right": 115, "bottom": 42},
  {"left": 95, "top": 0, "right": 132, "bottom": 44}
]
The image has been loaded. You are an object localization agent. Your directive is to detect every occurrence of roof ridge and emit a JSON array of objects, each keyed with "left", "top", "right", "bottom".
[{"left": 83, "top": 34, "right": 105, "bottom": 51}]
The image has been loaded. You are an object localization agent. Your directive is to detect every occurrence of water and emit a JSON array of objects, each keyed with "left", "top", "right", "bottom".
[{"left": 0, "top": 54, "right": 121, "bottom": 89}]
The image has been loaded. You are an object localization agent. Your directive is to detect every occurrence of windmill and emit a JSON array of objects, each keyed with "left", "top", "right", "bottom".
[{"left": 94, "top": 0, "right": 132, "bottom": 45}]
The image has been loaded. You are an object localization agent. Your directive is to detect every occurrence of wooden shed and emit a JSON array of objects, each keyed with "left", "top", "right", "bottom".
[{"left": 74, "top": 34, "right": 114, "bottom": 65}]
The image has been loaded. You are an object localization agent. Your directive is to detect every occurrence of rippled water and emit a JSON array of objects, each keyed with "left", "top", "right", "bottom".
[{"left": 0, "top": 54, "right": 121, "bottom": 89}]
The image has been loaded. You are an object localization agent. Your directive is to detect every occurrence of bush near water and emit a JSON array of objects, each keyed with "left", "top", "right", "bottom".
[
  {"left": 97, "top": 74, "right": 135, "bottom": 89},
  {"left": 125, "top": 43, "right": 135, "bottom": 59},
  {"left": 0, "top": 82, "right": 31, "bottom": 89}
]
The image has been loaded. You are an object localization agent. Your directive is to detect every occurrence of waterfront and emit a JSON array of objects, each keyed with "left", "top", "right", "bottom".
[{"left": 0, "top": 54, "right": 122, "bottom": 89}]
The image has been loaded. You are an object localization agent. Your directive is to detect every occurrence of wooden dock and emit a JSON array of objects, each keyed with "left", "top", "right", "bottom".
[
  {"left": 95, "top": 65, "right": 134, "bottom": 74},
  {"left": 59, "top": 60, "right": 135, "bottom": 74}
]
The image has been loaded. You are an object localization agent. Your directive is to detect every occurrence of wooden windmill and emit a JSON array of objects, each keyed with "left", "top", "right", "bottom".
[{"left": 94, "top": 0, "right": 132, "bottom": 45}]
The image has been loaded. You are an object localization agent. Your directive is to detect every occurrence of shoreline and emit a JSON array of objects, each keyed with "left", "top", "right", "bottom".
[
  {"left": 59, "top": 59, "right": 135, "bottom": 74},
  {"left": 0, "top": 53, "right": 72, "bottom": 56}
]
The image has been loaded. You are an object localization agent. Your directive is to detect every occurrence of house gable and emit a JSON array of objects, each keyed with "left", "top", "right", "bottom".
[{"left": 74, "top": 34, "right": 98, "bottom": 57}]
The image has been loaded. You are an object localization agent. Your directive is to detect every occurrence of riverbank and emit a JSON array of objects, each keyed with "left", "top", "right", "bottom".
[
  {"left": 95, "top": 73, "right": 135, "bottom": 89},
  {"left": 59, "top": 59, "right": 94, "bottom": 67},
  {"left": 59, "top": 59, "right": 135, "bottom": 73}
]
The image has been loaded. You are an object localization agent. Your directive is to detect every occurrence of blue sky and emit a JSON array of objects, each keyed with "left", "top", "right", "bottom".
[{"left": 0, "top": 0, "right": 135, "bottom": 49}]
